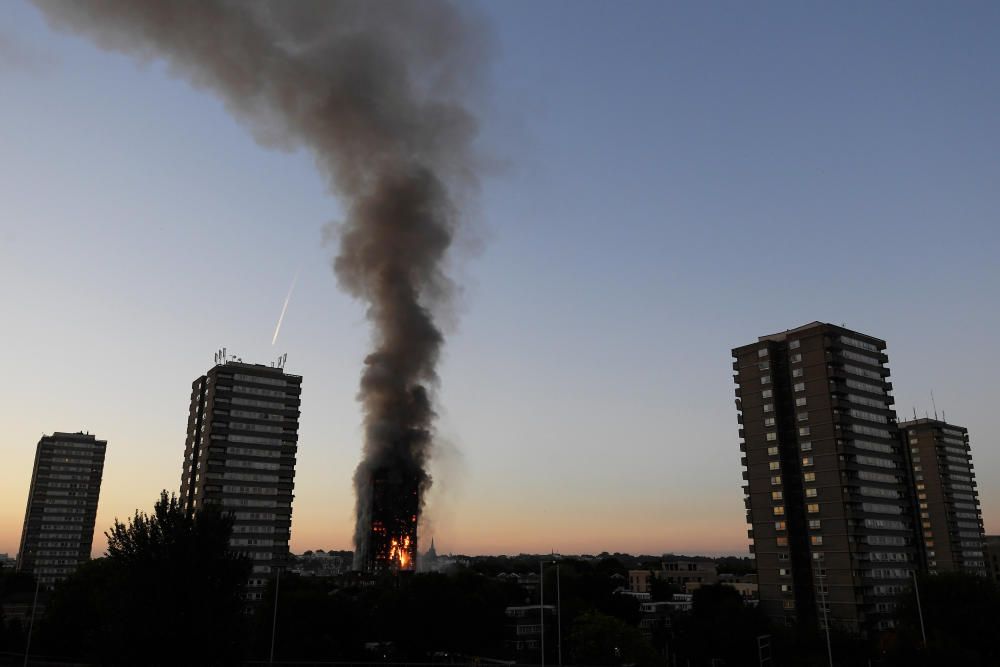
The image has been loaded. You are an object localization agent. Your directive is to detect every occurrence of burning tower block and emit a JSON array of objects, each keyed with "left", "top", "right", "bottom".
[{"left": 365, "top": 467, "right": 419, "bottom": 573}]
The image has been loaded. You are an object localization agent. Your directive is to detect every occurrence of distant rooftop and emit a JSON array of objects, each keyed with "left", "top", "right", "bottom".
[
  {"left": 757, "top": 321, "right": 885, "bottom": 346},
  {"left": 898, "top": 417, "right": 966, "bottom": 430}
]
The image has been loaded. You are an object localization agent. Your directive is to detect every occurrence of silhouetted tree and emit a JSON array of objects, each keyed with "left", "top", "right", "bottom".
[
  {"left": 569, "top": 610, "right": 662, "bottom": 666},
  {"left": 0, "top": 565, "right": 37, "bottom": 654},
  {"left": 39, "top": 491, "right": 250, "bottom": 665},
  {"left": 672, "top": 584, "right": 769, "bottom": 666},
  {"left": 885, "top": 572, "right": 1000, "bottom": 666}
]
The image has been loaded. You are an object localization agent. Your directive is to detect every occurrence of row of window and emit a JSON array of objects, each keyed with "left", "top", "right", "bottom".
[
  {"left": 231, "top": 396, "right": 288, "bottom": 411},
  {"left": 841, "top": 349, "right": 882, "bottom": 367},
  {"left": 227, "top": 446, "right": 282, "bottom": 459},
  {"left": 232, "top": 373, "right": 287, "bottom": 388},
  {"left": 231, "top": 409, "right": 287, "bottom": 423}
]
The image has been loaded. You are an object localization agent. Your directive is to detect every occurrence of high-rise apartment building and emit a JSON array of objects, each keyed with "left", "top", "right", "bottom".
[
  {"left": 734, "top": 322, "right": 918, "bottom": 634},
  {"left": 179, "top": 358, "right": 302, "bottom": 601},
  {"left": 898, "top": 418, "right": 986, "bottom": 575},
  {"left": 17, "top": 432, "right": 107, "bottom": 584}
]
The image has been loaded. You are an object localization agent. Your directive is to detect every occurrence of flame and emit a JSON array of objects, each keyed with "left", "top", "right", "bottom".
[{"left": 388, "top": 534, "right": 413, "bottom": 570}]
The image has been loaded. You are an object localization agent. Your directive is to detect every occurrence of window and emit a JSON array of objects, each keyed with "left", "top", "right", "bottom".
[
  {"left": 773, "top": 506, "right": 785, "bottom": 516},
  {"left": 758, "top": 348, "right": 768, "bottom": 358},
  {"left": 778, "top": 552, "right": 790, "bottom": 561},
  {"left": 799, "top": 426, "right": 811, "bottom": 436},
  {"left": 776, "top": 537, "right": 789, "bottom": 547},
  {"left": 762, "top": 389, "right": 772, "bottom": 399},
  {"left": 809, "top": 519, "right": 821, "bottom": 529},
  {"left": 767, "top": 446, "right": 779, "bottom": 456},
  {"left": 797, "top": 412, "right": 809, "bottom": 422},
  {"left": 761, "top": 375, "right": 771, "bottom": 385},
  {"left": 769, "top": 461, "right": 781, "bottom": 471},
  {"left": 766, "top": 432, "right": 778, "bottom": 442},
  {"left": 800, "top": 441, "right": 813, "bottom": 452},
  {"left": 759, "top": 361, "right": 770, "bottom": 371},
  {"left": 763, "top": 403, "right": 774, "bottom": 413},
  {"left": 779, "top": 568, "right": 790, "bottom": 576},
  {"left": 789, "top": 340, "right": 800, "bottom": 349},
  {"left": 780, "top": 584, "right": 792, "bottom": 592},
  {"left": 794, "top": 382, "right": 806, "bottom": 392},
  {"left": 783, "top": 600, "right": 795, "bottom": 609},
  {"left": 811, "top": 536, "right": 824, "bottom": 546},
  {"left": 792, "top": 368, "right": 804, "bottom": 378},
  {"left": 775, "top": 521, "right": 786, "bottom": 531},
  {"left": 795, "top": 397, "right": 807, "bottom": 407},
  {"left": 771, "top": 475, "right": 782, "bottom": 485},
  {"left": 791, "top": 353, "right": 802, "bottom": 363},
  {"left": 803, "top": 472, "right": 816, "bottom": 482},
  {"left": 764, "top": 417, "right": 776, "bottom": 427},
  {"left": 806, "top": 488, "right": 818, "bottom": 498},
  {"left": 807, "top": 503, "right": 820, "bottom": 514},
  {"left": 771, "top": 491, "right": 783, "bottom": 501}
]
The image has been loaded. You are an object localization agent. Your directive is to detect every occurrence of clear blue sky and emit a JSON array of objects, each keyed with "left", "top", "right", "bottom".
[{"left": 1, "top": 0, "right": 998, "bottom": 557}]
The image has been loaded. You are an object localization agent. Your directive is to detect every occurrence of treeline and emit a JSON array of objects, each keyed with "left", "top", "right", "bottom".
[{"left": 1, "top": 492, "right": 999, "bottom": 665}]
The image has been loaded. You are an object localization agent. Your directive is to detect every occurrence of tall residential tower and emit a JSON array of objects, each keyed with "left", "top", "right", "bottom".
[
  {"left": 898, "top": 418, "right": 986, "bottom": 575},
  {"left": 17, "top": 432, "right": 107, "bottom": 584},
  {"left": 179, "top": 357, "right": 302, "bottom": 601},
  {"left": 734, "top": 322, "right": 918, "bottom": 634}
]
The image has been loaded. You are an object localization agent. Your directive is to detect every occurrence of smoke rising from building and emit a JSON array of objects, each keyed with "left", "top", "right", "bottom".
[{"left": 33, "top": 0, "right": 488, "bottom": 570}]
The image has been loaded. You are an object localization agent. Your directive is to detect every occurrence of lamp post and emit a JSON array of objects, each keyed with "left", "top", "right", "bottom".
[
  {"left": 22, "top": 577, "right": 41, "bottom": 667},
  {"left": 269, "top": 567, "right": 282, "bottom": 664},
  {"left": 540, "top": 561, "right": 545, "bottom": 667},
  {"left": 556, "top": 564, "right": 562, "bottom": 667},
  {"left": 540, "top": 559, "right": 563, "bottom": 667},
  {"left": 912, "top": 570, "right": 927, "bottom": 647}
]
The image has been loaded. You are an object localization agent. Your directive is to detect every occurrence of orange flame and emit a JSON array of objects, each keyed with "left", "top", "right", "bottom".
[{"left": 388, "top": 534, "right": 413, "bottom": 570}]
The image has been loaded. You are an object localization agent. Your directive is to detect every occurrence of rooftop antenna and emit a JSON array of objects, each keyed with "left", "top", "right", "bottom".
[
  {"left": 942, "top": 410, "right": 946, "bottom": 423},
  {"left": 913, "top": 407, "right": 917, "bottom": 420},
  {"left": 931, "top": 391, "right": 938, "bottom": 421}
]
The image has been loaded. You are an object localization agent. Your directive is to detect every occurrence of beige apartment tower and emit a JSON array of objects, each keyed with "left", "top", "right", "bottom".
[
  {"left": 898, "top": 418, "right": 986, "bottom": 575},
  {"left": 17, "top": 432, "right": 107, "bottom": 584},
  {"left": 733, "top": 322, "right": 918, "bottom": 635},
  {"left": 179, "top": 356, "right": 302, "bottom": 601}
]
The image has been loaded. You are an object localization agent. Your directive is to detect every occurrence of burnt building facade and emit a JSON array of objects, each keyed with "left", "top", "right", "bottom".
[
  {"left": 898, "top": 418, "right": 986, "bottom": 575},
  {"left": 734, "top": 322, "right": 918, "bottom": 634},
  {"left": 179, "top": 358, "right": 302, "bottom": 601},
  {"left": 17, "top": 432, "right": 107, "bottom": 584},
  {"left": 364, "top": 467, "right": 419, "bottom": 572}
]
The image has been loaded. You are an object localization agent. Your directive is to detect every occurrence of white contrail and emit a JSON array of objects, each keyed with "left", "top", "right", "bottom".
[{"left": 271, "top": 271, "right": 300, "bottom": 346}]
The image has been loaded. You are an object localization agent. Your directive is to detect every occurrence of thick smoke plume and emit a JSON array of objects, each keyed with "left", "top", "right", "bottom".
[{"left": 33, "top": 1, "right": 487, "bottom": 567}]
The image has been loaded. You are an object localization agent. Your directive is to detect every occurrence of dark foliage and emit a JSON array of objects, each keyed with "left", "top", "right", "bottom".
[
  {"left": 885, "top": 572, "right": 1000, "bottom": 666},
  {"left": 672, "top": 584, "right": 769, "bottom": 666},
  {"left": 0, "top": 565, "right": 38, "bottom": 654},
  {"left": 37, "top": 491, "right": 250, "bottom": 665},
  {"left": 252, "top": 570, "right": 514, "bottom": 662},
  {"left": 569, "top": 611, "right": 662, "bottom": 667}
]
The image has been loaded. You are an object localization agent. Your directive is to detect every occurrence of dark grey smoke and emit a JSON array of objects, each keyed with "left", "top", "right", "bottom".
[{"left": 32, "top": 0, "right": 488, "bottom": 566}]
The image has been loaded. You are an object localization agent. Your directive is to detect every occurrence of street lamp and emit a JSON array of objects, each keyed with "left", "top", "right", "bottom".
[{"left": 540, "top": 559, "right": 563, "bottom": 667}]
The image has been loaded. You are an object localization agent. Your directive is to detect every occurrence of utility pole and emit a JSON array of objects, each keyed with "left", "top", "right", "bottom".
[
  {"left": 817, "top": 569, "right": 833, "bottom": 667},
  {"left": 269, "top": 567, "right": 282, "bottom": 664},
  {"left": 556, "top": 564, "right": 562, "bottom": 667},
  {"left": 540, "top": 561, "right": 545, "bottom": 667},
  {"left": 913, "top": 570, "right": 927, "bottom": 647},
  {"left": 22, "top": 577, "right": 40, "bottom": 667}
]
